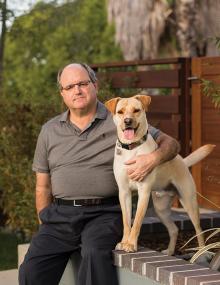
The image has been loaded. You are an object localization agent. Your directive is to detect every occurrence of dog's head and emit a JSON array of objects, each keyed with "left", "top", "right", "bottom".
[{"left": 105, "top": 95, "right": 151, "bottom": 144}]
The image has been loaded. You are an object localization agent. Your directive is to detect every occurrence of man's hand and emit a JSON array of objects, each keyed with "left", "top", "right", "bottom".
[
  {"left": 36, "top": 172, "right": 52, "bottom": 224},
  {"left": 125, "top": 133, "right": 180, "bottom": 182},
  {"left": 125, "top": 152, "right": 160, "bottom": 182}
]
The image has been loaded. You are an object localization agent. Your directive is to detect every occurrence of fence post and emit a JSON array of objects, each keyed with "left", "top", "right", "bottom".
[{"left": 178, "top": 57, "right": 191, "bottom": 158}]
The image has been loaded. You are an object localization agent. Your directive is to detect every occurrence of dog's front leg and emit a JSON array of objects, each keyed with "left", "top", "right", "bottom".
[
  {"left": 115, "top": 190, "right": 132, "bottom": 250},
  {"left": 124, "top": 187, "right": 151, "bottom": 252}
]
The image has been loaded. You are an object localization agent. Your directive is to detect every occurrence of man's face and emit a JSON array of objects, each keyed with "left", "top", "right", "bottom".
[{"left": 59, "top": 65, "right": 98, "bottom": 111}]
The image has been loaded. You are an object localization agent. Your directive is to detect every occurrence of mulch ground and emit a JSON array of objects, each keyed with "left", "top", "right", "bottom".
[{"left": 139, "top": 230, "right": 220, "bottom": 256}]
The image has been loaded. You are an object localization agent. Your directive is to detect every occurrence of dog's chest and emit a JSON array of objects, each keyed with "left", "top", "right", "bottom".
[{"left": 113, "top": 137, "right": 157, "bottom": 187}]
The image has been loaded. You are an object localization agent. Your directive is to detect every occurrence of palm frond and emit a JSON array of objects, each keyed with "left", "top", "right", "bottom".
[
  {"left": 206, "top": 229, "right": 220, "bottom": 243},
  {"left": 190, "top": 242, "right": 220, "bottom": 263},
  {"left": 180, "top": 228, "right": 220, "bottom": 250}
]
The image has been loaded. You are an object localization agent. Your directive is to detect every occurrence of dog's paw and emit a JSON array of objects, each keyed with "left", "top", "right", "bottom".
[
  {"left": 115, "top": 242, "right": 124, "bottom": 251},
  {"left": 161, "top": 248, "right": 174, "bottom": 256},
  {"left": 123, "top": 243, "right": 137, "bottom": 252}
]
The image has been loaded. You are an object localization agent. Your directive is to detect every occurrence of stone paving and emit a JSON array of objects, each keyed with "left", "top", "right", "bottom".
[{"left": 0, "top": 269, "right": 18, "bottom": 285}]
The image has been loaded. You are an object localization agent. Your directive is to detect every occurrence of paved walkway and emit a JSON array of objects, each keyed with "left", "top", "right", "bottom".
[{"left": 0, "top": 269, "right": 18, "bottom": 285}]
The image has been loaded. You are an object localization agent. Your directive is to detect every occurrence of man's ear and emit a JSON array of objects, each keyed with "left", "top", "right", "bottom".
[
  {"left": 93, "top": 82, "right": 98, "bottom": 91},
  {"left": 105, "top": 97, "right": 121, "bottom": 114},
  {"left": 134, "top": 95, "right": 151, "bottom": 111}
]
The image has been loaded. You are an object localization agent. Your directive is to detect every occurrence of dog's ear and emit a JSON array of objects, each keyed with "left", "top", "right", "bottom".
[
  {"left": 105, "top": 97, "right": 121, "bottom": 114},
  {"left": 134, "top": 95, "right": 151, "bottom": 111}
]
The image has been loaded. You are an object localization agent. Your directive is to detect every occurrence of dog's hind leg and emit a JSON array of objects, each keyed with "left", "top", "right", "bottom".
[
  {"left": 152, "top": 189, "right": 178, "bottom": 255},
  {"left": 175, "top": 177, "right": 205, "bottom": 248}
]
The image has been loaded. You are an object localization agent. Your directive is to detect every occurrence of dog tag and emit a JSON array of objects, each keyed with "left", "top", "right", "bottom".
[{"left": 116, "top": 148, "right": 122, "bottom": 155}]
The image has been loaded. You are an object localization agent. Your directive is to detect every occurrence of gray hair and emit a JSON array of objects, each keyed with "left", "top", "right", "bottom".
[{"left": 57, "top": 63, "right": 97, "bottom": 90}]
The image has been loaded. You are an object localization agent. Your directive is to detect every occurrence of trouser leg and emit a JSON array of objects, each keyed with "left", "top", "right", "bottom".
[
  {"left": 19, "top": 234, "right": 71, "bottom": 285},
  {"left": 78, "top": 205, "right": 123, "bottom": 285},
  {"left": 19, "top": 204, "right": 82, "bottom": 285}
]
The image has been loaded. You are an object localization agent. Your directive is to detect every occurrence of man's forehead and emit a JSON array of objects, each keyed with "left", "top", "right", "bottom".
[{"left": 60, "top": 64, "right": 88, "bottom": 81}]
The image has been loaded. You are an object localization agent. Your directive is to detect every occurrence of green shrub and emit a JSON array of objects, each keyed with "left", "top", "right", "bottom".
[{"left": 0, "top": 101, "right": 60, "bottom": 237}]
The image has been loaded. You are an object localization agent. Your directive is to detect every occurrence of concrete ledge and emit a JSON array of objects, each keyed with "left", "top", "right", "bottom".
[{"left": 18, "top": 244, "right": 220, "bottom": 285}]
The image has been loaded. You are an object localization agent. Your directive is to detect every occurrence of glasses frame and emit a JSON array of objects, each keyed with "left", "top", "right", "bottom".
[{"left": 61, "top": 80, "right": 91, "bottom": 92}]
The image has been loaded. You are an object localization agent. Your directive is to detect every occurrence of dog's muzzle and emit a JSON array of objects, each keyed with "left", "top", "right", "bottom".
[{"left": 124, "top": 118, "right": 133, "bottom": 126}]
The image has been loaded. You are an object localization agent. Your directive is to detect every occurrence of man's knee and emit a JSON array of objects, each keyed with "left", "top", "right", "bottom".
[{"left": 81, "top": 246, "right": 112, "bottom": 260}]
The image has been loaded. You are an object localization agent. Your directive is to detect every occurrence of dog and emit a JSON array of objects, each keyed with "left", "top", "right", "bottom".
[{"left": 105, "top": 94, "right": 215, "bottom": 255}]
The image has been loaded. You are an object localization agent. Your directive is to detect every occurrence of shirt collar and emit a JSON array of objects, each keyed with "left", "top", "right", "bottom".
[{"left": 59, "top": 101, "right": 108, "bottom": 123}]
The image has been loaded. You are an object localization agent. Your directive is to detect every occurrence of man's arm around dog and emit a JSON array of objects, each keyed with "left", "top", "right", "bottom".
[{"left": 125, "top": 133, "right": 180, "bottom": 182}]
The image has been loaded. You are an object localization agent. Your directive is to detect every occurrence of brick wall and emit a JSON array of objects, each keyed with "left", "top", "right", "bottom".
[{"left": 113, "top": 248, "right": 220, "bottom": 285}]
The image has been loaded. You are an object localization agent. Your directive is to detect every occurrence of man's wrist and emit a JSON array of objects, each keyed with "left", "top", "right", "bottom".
[{"left": 152, "top": 149, "right": 163, "bottom": 166}]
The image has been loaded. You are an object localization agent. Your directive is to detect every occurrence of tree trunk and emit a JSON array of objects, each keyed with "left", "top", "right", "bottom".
[
  {"left": 0, "top": 0, "right": 7, "bottom": 92},
  {"left": 175, "top": 0, "right": 220, "bottom": 56},
  {"left": 107, "top": 0, "right": 170, "bottom": 60}
]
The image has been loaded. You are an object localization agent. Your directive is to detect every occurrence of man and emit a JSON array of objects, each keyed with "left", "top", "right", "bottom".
[{"left": 19, "top": 63, "right": 179, "bottom": 285}]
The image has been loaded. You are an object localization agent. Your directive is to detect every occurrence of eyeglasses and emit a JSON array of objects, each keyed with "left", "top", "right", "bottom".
[{"left": 61, "top": 80, "right": 91, "bottom": 91}]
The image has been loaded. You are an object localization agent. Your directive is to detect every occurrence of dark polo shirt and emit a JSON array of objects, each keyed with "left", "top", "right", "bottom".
[{"left": 32, "top": 101, "right": 160, "bottom": 199}]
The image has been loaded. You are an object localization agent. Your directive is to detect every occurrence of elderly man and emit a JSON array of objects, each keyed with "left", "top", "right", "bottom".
[{"left": 19, "top": 63, "right": 179, "bottom": 285}]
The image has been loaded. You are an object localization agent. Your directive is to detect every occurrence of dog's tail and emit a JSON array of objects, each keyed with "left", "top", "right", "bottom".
[{"left": 183, "top": 144, "right": 215, "bottom": 167}]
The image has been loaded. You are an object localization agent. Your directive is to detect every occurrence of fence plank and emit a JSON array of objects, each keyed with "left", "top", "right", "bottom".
[
  {"left": 149, "top": 95, "right": 179, "bottom": 113},
  {"left": 192, "top": 57, "right": 220, "bottom": 209},
  {"left": 97, "top": 70, "right": 179, "bottom": 88},
  {"left": 91, "top": 58, "right": 180, "bottom": 68}
]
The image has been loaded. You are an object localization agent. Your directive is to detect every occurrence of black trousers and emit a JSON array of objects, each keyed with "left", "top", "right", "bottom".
[{"left": 19, "top": 203, "right": 123, "bottom": 285}]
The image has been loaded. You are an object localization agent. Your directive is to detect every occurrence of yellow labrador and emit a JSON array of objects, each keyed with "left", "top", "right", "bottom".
[{"left": 105, "top": 95, "right": 215, "bottom": 255}]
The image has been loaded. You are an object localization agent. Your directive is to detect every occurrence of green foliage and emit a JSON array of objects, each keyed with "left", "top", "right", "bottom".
[
  {"left": 212, "top": 37, "right": 220, "bottom": 50},
  {"left": 0, "top": 101, "right": 60, "bottom": 236},
  {"left": 3, "top": 0, "right": 122, "bottom": 105},
  {"left": 202, "top": 79, "right": 220, "bottom": 109},
  {"left": 0, "top": 232, "right": 21, "bottom": 270},
  {"left": 201, "top": 37, "right": 220, "bottom": 110},
  {"left": 0, "top": 0, "right": 122, "bottom": 235}
]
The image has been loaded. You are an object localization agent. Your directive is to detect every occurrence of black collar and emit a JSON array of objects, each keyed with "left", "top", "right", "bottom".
[{"left": 117, "top": 132, "right": 148, "bottom": 150}]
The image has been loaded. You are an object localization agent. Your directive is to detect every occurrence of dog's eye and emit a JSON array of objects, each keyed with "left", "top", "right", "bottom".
[
  {"left": 134, "top": 109, "right": 140, "bottom": 113},
  {"left": 117, "top": 110, "right": 123, "bottom": 114}
]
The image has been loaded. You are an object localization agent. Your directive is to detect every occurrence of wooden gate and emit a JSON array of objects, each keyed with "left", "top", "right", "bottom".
[{"left": 191, "top": 57, "right": 220, "bottom": 209}]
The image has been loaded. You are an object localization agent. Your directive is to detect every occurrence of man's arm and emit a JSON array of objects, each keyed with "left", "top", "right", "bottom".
[
  {"left": 125, "top": 133, "right": 180, "bottom": 182},
  {"left": 36, "top": 172, "right": 53, "bottom": 223}
]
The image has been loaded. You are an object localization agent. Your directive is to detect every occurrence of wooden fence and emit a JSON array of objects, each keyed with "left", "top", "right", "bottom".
[
  {"left": 92, "top": 57, "right": 220, "bottom": 209},
  {"left": 92, "top": 58, "right": 191, "bottom": 157},
  {"left": 191, "top": 57, "right": 220, "bottom": 209}
]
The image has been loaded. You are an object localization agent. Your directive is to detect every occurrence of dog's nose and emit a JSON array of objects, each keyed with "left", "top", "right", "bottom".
[{"left": 124, "top": 118, "right": 133, "bottom": 125}]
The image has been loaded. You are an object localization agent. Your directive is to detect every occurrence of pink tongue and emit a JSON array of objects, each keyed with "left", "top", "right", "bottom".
[{"left": 123, "top": 129, "right": 135, "bottom": 140}]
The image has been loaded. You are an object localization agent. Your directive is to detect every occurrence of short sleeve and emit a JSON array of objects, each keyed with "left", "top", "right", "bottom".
[
  {"left": 32, "top": 126, "right": 49, "bottom": 173},
  {"left": 148, "top": 125, "right": 161, "bottom": 140}
]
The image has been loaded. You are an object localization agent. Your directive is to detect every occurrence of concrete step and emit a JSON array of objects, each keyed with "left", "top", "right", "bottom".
[{"left": 0, "top": 269, "right": 18, "bottom": 285}]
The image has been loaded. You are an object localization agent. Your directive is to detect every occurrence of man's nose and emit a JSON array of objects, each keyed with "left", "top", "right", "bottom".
[
  {"left": 73, "top": 84, "right": 81, "bottom": 93},
  {"left": 124, "top": 118, "right": 133, "bottom": 126}
]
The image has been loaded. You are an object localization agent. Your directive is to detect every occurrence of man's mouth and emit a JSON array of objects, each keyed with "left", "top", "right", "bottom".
[
  {"left": 73, "top": 96, "right": 86, "bottom": 101},
  {"left": 123, "top": 125, "right": 139, "bottom": 140}
]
